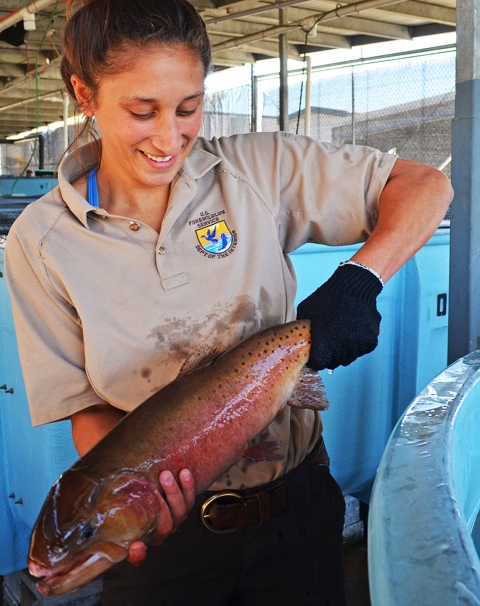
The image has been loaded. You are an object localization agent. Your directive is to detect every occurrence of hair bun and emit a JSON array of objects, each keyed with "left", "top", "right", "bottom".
[{"left": 66, "top": 0, "right": 91, "bottom": 19}]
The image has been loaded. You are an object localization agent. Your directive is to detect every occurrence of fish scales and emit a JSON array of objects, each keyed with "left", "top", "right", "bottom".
[
  {"left": 29, "top": 319, "right": 326, "bottom": 596},
  {"left": 79, "top": 320, "right": 312, "bottom": 487}
]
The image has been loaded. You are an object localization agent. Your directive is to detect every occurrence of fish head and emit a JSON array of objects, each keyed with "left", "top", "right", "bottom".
[{"left": 28, "top": 469, "right": 161, "bottom": 595}]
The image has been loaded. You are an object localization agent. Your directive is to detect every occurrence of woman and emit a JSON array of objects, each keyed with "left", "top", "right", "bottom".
[{"left": 5, "top": 0, "right": 453, "bottom": 604}]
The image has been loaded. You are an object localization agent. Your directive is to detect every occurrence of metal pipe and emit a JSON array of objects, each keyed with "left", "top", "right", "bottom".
[
  {"left": 1, "top": 132, "right": 46, "bottom": 168},
  {"left": 212, "top": 0, "right": 407, "bottom": 53},
  {"left": 251, "top": 66, "right": 256, "bottom": 132},
  {"left": 304, "top": 55, "right": 311, "bottom": 136},
  {"left": 279, "top": 8, "right": 289, "bottom": 131},
  {"left": 37, "top": 132, "right": 45, "bottom": 169},
  {"left": 0, "top": 0, "right": 57, "bottom": 34},
  {"left": 437, "top": 155, "right": 452, "bottom": 171},
  {"left": 351, "top": 65, "right": 355, "bottom": 144},
  {"left": 205, "top": 0, "right": 318, "bottom": 25}
]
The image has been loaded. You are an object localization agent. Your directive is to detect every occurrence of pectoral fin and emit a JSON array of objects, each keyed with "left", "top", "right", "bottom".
[
  {"left": 178, "top": 346, "right": 220, "bottom": 376},
  {"left": 288, "top": 367, "right": 329, "bottom": 411}
]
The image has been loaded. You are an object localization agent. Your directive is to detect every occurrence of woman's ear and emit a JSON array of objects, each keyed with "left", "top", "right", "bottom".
[{"left": 71, "top": 75, "right": 95, "bottom": 117}]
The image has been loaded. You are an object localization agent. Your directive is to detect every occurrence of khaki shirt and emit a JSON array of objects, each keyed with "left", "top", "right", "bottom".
[{"left": 5, "top": 132, "right": 396, "bottom": 489}]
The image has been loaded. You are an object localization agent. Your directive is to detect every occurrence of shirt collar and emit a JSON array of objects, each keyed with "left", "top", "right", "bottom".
[
  {"left": 57, "top": 138, "right": 222, "bottom": 229},
  {"left": 180, "top": 138, "right": 221, "bottom": 181},
  {"left": 58, "top": 140, "right": 103, "bottom": 228}
]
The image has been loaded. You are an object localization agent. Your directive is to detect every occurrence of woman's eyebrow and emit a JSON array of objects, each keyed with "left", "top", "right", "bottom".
[{"left": 120, "top": 91, "right": 205, "bottom": 103}]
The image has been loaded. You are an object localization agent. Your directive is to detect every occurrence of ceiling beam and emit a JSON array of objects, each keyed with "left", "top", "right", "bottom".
[
  {"left": 211, "top": 0, "right": 408, "bottom": 53},
  {"left": 212, "top": 48, "right": 256, "bottom": 64},
  {"left": 319, "top": 16, "right": 411, "bottom": 39},
  {"left": 0, "top": 55, "right": 61, "bottom": 96},
  {"left": 287, "top": 29, "right": 351, "bottom": 47},
  {"left": 0, "top": 87, "right": 63, "bottom": 112},
  {"left": 378, "top": 1, "right": 456, "bottom": 25},
  {"left": 246, "top": 39, "right": 302, "bottom": 58},
  {"left": 204, "top": 0, "right": 319, "bottom": 24}
]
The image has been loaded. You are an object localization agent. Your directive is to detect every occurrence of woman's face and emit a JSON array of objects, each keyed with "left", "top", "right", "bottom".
[{"left": 74, "top": 45, "right": 205, "bottom": 191}]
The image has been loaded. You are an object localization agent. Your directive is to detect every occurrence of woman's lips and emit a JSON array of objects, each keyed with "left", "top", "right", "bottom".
[{"left": 140, "top": 150, "right": 176, "bottom": 168}]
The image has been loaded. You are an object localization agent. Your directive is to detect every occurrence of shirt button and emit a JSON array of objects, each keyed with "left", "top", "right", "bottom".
[
  {"left": 158, "top": 246, "right": 166, "bottom": 255},
  {"left": 129, "top": 221, "right": 140, "bottom": 232}
]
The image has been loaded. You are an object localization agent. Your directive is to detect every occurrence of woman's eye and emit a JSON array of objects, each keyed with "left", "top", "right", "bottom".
[
  {"left": 177, "top": 108, "right": 197, "bottom": 117},
  {"left": 130, "top": 111, "right": 155, "bottom": 120}
]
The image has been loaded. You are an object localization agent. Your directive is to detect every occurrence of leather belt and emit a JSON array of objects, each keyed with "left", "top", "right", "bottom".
[{"left": 201, "top": 438, "right": 330, "bottom": 533}]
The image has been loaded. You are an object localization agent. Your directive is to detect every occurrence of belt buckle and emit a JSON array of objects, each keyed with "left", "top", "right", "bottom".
[{"left": 200, "top": 491, "right": 242, "bottom": 533}]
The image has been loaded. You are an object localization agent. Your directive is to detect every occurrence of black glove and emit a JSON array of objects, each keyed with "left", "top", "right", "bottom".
[{"left": 296, "top": 262, "right": 383, "bottom": 371}]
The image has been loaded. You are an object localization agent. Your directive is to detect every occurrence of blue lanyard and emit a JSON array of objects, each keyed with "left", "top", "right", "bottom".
[{"left": 88, "top": 167, "right": 100, "bottom": 208}]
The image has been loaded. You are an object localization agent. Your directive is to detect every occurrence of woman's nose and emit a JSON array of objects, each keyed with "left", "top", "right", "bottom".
[{"left": 150, "top": 114, "right": 182, "bottom": 154}]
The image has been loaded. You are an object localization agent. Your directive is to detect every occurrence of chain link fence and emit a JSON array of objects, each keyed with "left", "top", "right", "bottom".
[{"left": 204, "top": 45, "right": 455, "bottom": 179}]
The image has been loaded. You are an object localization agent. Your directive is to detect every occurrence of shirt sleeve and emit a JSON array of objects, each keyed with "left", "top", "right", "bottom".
[
  {"left": 4, "top": 218, "right": 105, "bottom": 427},
  {"left": 208, "top": 132, "right": 397, "bottom": 253}
]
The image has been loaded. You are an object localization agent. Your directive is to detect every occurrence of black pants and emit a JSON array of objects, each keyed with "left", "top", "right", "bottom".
[{"left": 101, "top": 463, "right": 347, "bottom": 606}]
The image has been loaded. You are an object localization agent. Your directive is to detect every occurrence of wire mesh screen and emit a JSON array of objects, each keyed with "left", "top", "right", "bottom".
[
  {"left": 201, "top": 84, "right": 252, "bottom": 139},
  {"left": 0, "top": 124, "right": 75, "bottom": 176}
]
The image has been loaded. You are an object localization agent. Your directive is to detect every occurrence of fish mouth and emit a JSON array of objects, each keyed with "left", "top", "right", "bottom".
[{"left": 29, "top": 542, "right": 128, "bottom": 596}]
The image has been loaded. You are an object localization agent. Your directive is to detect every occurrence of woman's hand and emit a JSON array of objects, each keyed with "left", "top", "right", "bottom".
[
  {"left": 127, "top": 468, "right": 196, "bottom": 566},
  {"left": 297, "top": 262, "right": 383, "bottom": 370}
]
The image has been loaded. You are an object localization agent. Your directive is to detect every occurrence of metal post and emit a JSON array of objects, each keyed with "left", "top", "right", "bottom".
[
  {"left": 279, "top": 8, "right": 289, "bottom": 131},
  {"left": 37, "top": 134, "right": 45, "bottom": 169},
  {"left": 351, "top": 66, "right": 356, "bottom": 145},
  {"left": 63, "top": 92, "right": 69, "bottom": 152},
  {"left": 256, "top": 80, "right": 264, "bottom": 132},
  {"left": 448, "top": 0, "right": 480, "bottom": 361},
  {"left": 251, "top": 66, "right": 257, "bottom": 133},
  {"left": 304, "top": 55, "right": 311, "bottom": 136}
]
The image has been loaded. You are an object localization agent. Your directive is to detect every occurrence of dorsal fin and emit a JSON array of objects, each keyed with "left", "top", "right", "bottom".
[
  {"left": 178, "top": 345, "right": 220, "bottom": 377},
  {"left": 288, "top": 367, "right": 329, "bottom": 411}
]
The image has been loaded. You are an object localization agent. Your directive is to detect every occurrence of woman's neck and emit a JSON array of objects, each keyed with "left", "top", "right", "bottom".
[{"left": 72, "top": 167, "right": 171, "bottom": 233}]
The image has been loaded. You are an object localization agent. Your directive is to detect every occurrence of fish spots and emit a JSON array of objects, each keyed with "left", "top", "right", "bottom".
[{"left": 343, "top": 152, "right": 353, "bottom": 163}]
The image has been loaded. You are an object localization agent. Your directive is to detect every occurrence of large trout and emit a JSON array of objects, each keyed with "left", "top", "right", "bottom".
[{"left": 28, "top": 319, "right": 327, "bottom": 595}]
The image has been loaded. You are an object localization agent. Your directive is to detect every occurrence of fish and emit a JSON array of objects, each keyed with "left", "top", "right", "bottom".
[{"left": 28, "top": 319, "right": 328, "bottom": 595}]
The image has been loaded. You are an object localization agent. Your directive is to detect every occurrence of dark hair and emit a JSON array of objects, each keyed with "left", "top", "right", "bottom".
[{"left": 61, "top": 0, "right": 212, "bottom": 155}]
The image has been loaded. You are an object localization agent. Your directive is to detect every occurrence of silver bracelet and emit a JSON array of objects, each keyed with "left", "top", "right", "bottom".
[{"left": 339, "top": 260, "right": 384, "bottom": 286}]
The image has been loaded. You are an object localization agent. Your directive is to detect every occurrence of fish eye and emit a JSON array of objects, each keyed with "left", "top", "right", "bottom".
[{"left": 81, "top": 524, "right": 95, "bottom": 541}]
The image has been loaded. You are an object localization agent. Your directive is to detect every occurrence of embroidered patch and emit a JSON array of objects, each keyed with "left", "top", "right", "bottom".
[{"left": 196, "top": 221, "right": 233, "bottom": 254}]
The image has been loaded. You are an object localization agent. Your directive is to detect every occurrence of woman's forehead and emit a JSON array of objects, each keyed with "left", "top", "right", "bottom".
[
  {"left": 96, "top": 45, "right": 206, "bottom": 97},
  {"left": 106, "top": 42, "right": 206, "bottom": 78}
]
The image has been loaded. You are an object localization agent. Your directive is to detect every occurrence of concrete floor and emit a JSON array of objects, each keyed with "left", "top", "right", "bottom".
[{"left": 344, "top": 537, "right": 371, "bottom": 606}]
